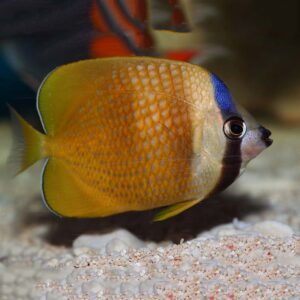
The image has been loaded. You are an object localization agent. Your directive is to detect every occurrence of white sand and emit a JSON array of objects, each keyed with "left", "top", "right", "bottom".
[{"left": 0, "top": 123, "right": 300, "bottom": 299}]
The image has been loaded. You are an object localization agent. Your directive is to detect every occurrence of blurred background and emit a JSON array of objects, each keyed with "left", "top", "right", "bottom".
[{"left": 0, "top": 0, "right": 299, "bottom": 123}]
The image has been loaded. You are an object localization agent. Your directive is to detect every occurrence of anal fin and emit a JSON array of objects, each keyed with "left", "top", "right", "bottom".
[
  {"left": 153, "top": 198, "right": 202, "bottom": 221},
  {"left": 41, "top": 158, "right": 116, "bottom": 218}
]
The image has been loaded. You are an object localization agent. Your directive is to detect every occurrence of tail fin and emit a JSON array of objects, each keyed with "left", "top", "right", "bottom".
[{"left": 8, "top": 106, "right": 47, "bottom": 175}]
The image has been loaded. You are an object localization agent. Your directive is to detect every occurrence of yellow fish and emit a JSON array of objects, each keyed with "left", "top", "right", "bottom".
[{"left": 9, "top": 57, "right": 272, "bottom": 220}]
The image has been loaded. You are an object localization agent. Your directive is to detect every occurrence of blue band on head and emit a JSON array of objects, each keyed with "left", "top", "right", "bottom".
[{"left": 211, "top": 73, "right": 237, "bottom": 114}]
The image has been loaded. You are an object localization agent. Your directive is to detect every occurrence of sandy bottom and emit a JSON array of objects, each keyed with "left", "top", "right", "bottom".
[{"left": 0, "top": 122, "right": 299, "bottom": 299}]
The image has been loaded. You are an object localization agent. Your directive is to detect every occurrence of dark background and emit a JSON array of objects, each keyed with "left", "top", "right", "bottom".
[
  {"left": 0, "top": 0, "right": 299, "bottom": 121},
  {"left": 0, "top": 52, "right": 35, "bottom": 117}
]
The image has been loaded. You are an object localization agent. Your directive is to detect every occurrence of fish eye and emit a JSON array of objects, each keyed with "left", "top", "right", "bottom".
[{"left": 223, "top": 117, "right": 247, "bottom": 139}]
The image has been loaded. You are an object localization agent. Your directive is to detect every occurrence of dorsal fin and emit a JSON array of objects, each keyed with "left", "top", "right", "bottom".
[
  {"left": 36, "top": 57, "right": 185, "bottom": 136},
  {"left": 37, "top": 61, "right": 100, "bottom": 136}
]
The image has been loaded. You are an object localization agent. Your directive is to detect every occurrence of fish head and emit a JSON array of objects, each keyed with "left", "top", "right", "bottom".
[
  {"left": 202, "top": 73, "right": 273, "bottom": 189},
  {"left": 220, "top": 108, "right": 273, "bottom": 168},
  {"left": 237, "top": 107, "right": 273, "bottom": 166}
]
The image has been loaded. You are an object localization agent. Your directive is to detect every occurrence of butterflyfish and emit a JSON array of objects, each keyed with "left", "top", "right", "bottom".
[
  {"left": 9, "top": 57, "right": 273, "bottom": 221},
  {"left": 0, "top": 0, "right": 200, "bottom": 87}
]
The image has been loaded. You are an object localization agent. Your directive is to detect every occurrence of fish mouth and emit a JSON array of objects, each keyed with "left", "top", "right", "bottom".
[{"left": 259, "top": 126, "right": 273, "bottom": 147}]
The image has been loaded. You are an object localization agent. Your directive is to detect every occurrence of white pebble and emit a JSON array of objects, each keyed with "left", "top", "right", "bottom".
[
  {"left": 73, "top": 229, "right": 145, "bottom": 255},
  {"left": 46, "top": 292, "right": 67, "bottom": 300},
  {"left": 82, "top": 280, "right": 104, "bottom": 296},
  {"left": 120, "top": 281, "right": 139, "bottom": 296},
  {"left": 233, "top": 218, "right": 251, "bottom": 230},
  {"left": 73, "top": 247, "right": 92, "bottom": 256},
  {"left": 139, "top": 279, "right": 155, "bottom": 296},
  {"left": 105, "top": 238, "right": 128, "bottom": 256},
  {"left": 37, "top": 266, "right": 73, "bottom": 280},
  {"left": 253, "top": 221, "right": 294, "bottom": 238}
]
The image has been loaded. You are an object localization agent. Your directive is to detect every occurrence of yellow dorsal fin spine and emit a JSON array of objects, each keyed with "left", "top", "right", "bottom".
[{"left": 8, "top": 106, "right": 48, "bottom": 175}]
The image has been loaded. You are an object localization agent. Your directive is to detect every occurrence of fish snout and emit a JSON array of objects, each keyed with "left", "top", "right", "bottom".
[{"left": 259, "top": 126, "right": 273, "bottom": 147}]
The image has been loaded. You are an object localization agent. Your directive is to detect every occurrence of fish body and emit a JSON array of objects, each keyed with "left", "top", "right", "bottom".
[{"left": 10, "top": 57, "right": 272, "bottom": 220}]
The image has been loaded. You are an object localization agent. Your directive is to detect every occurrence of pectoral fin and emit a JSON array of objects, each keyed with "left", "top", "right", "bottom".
[{"left": 153, "top": 198, "right": 202, "bottom": 221}]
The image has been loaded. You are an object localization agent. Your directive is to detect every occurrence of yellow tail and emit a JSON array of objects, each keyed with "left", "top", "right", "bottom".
[{"left": 8, "top": 106, "right": 47, "bottom": 175}]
